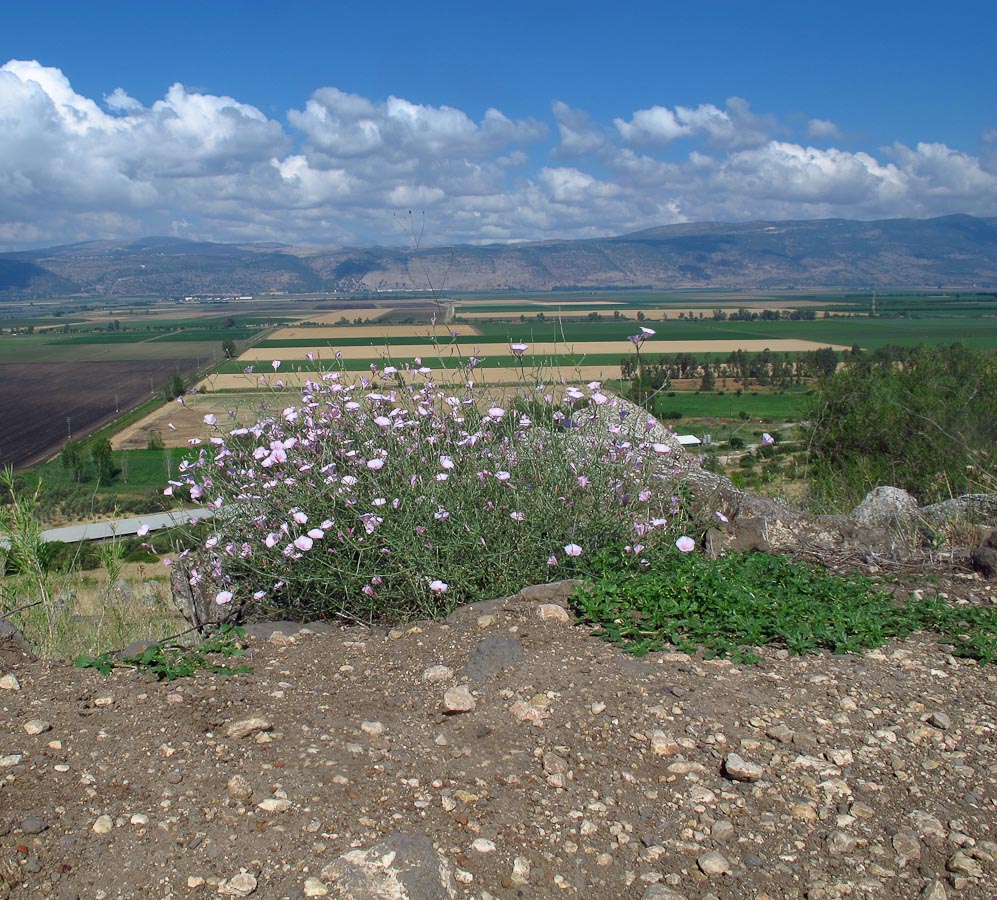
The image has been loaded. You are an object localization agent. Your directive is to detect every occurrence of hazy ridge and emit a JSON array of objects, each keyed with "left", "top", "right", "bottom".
[{"left": 2, "top": 214, "right": 996, "bottom": 299}]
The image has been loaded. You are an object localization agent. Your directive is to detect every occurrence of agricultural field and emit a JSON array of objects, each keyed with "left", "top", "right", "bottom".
[
  {"left": 0, "top": 359, "right": 199, "bottom": 470},
  {"left": 5, "top": 287, "right": 997, "bottom": 485}
]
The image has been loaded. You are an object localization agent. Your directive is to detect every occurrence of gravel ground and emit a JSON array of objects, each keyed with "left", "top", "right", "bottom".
[{"left": 1, "top": 576, "right": 995, "bottom": 900}]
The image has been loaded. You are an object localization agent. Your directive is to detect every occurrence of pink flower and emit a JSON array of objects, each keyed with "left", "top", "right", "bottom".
[
  {"left": 547, "top": 555, "right": 558, "bottom": 566},
  {"left": 762, "top": 432, "right": 775, "bottom": 445},
  {"left": 439, "top": 455, "right": 455, "bottom": 470},
  {"left": 272, "top": 360, "right": 281, "bottom": 370},
  {"left": 510, "top": 511, "right": 524, "bottom": 522},
  {"left": 292, "top": 510, "right": 308, "bottom": 524},
  {"left": 203, "top": 413, "right": 216, "bottom": 426},
  {"left": 639, "top": 326, "right": 656, "bottom": 336},
  {"left": 367, "top": 457, "right": 385, "bottom": 470},
  {"left": 495, "top": 470, "right": 511, "bottom": 481},
  {"left": 294, "top": 535, "right": 314, "bottom": 552},
  {"left": 265, "top": 532, "right": 279, "bottom": 548},
  {"left": 137, "top": 524, "right": 150, "bottom": 537},
  {"left": 429, "top": 579, "right": 448, "bottom": 593},
  {"left": 577, "top": 475, "right": 590, "bottom": 488},
  {"left": 487, "top": 406, "right": 505, "bottom": 419},
  {"left": 675, "top": 536, "right": 695, "bottom": 553},
  {"left": 715, "top": 511, "right": 729, "bottom": 523},
  {"left": 374, "top": 415, "right": 391, "bottom": 428},
  {"left": 563, "top": 543, "right": 582, "bottom": 557},
  {"left": 215, "top": 590, "right": 233, "bottom": 605},
  {"left": 307, "top": 528, "right": 325, "bottom": 540},
  {"left": 510, "top": 342, "right": 528, "bottom": 356}
]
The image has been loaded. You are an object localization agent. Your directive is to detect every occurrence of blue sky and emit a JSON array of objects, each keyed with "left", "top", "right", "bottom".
[{"left": 1, "top": 0, "right": 995, "bottom": 250}]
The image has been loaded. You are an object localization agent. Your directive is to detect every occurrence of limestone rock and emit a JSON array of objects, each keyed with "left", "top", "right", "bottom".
[
  {"left": 723, "top": 752, "right": 764, "bottom": 782},
  {"left": 442, "top": 685, "right": 476, "bottom": 714},
  {"left": 320, "top": 832, "right": 457, "bottom": 900},
  {"left": 225, "top": 717, "right": 272, "bottom": 739}
]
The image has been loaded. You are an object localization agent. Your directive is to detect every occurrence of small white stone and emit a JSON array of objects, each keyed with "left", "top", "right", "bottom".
[
  {"left": 697, "top": 850, "right": 731, "bottom": 875},
  {"left": 422, "top": 665, "right": 454, "bottom": 684},
  {"left": 23, "top": 720, "right": 51, "bottom": 736},
  {"left": 650, "top": 731, "right": 680, "bottom": 757},
  {"left": 511, "top": 856, "right": 532, "bottom": 885},
  {"left": 92, "top": 814, "right": 114, "bottom": 834},
  {"left": 302, "top": 876, "right": 329, "bottom": 897},
  {"left": 537, "top": 603, "right": 571, "bottom": 623},
  {"left": 723, "top": 752, "right": 764, "bottom": 782},
  {"left": 0, "top": 674, "right": 21, "bottom": 691},
  {"left": 443, "top": 684, "right": 476, "bottom": 714},
  {"left": 225, "top": 717, "right": 272, "bottom": 739},
  {"left": 130, "top": 813, "right": 149, "bottom": 826},
  {"left": 93, "top": 696, "right": 114, "bottom": 707},
  {"left": 227, "top": 774, "right": 253, "bottom": 800},
  {"left": 257, "top": 798, "right": 292, "bottom": 813},
  {"left": 188, "top": 876, "right": 206, "bottom": 888},
  {"left": 455, "top": 869, "right": 474, "bottom": 884},
  {"left": 360, "top": 720, "right": 385, "bottom": 736},
  {"left": 218, "top": 872, "right": 258, "bottom": 897},
  {"left": 0, "top": 754, "right": 23, "bottom": 768},
  {"left": 471, "top": 838, "right": 497, "bottom": 853}
]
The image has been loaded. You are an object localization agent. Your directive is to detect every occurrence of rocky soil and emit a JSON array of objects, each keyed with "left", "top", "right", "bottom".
[{"left": 1, "top": 575, "right": 996, "bottom": 900}]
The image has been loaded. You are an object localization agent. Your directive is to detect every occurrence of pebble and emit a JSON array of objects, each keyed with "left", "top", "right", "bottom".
[
  {"left": 537, "top": 603, "right": 571, "bottom": 623},
  {"left": 946, "top": 850, "right": 983, "bottom": 877},
  {"left": 650, "top": 731, "right": 680, "bottom": 757},
  {"left": 422, "top": 665, "right": 454, "bottom": 683},
  {"left": 360, "top": 720, "right": 385, "bottom": 736},
  {"left": 302, "top": 876, "right": 328, "bottom": 897},
  {"left": 471, "top": 838, "right": 497, "bottom": 853},
  {"left": 827, "top": 831, "right": 858, "bottom": 855},
  {"left": 227, "top": 774, "right": 254, "bottom": 800},
  {"left": 927, "top": 711, "right": 953, "bottom": 730},
  {"left": 442, "top": 684, "right": 476, "bottom": 713},
  {"left": 0, "top": 754, "right": 23, "bottom": 768},
  {"left": 476, "top": 614, "right": 497, "bottom": 628},
  {"left": 218, "top": 873, "right": 258, "bottom": 897},
  {"left": 0, "top": 674, "right": 21, "bottom": 691},
  {"left": 257, "top": 798, "right": 293, "bottom": 813},
  {"left": 722, "top": 752, "right": 764, "bottom": 782},
  {"left": 642, "top": 888, "right": 689, "bottom": 900},
  {"left": 130, "top": 814, "right": 149, "bottom": 826},
  {"left": 697, "top": 850, "right": 732, "bottom": 875},
  {"left": 510, "top": 856, "right": 531, "bottom": 885},
  {"left": 225, "top": 717, "right": 272, "bottom": 739},
  {"left": 92, "top": 814, "right": 114, "bottom": 834},
  {"left": 920, "top": 879, "right": 948, "bottom": 900}
]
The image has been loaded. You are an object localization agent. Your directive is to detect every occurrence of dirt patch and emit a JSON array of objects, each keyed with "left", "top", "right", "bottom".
[{"left": 1, "top": 573, "right": 995, "bottom": 900}]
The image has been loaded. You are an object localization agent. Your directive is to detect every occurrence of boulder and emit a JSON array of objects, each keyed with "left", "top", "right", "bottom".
[
  {"left": 971, "top": 530, "right": 997, "bottom": 579},
  {"left": 320, "top": 832, "right": 457, "bottom": 900}
]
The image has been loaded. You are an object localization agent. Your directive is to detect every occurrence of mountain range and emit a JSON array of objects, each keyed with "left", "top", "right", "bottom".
[{"left": 2, "top": 214, "right": 996, "bottom": 299}]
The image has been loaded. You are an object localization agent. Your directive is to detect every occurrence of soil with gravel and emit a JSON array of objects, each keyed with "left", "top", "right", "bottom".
[{"left": 1, "top": 573, "right": 996, "bottom": 900}]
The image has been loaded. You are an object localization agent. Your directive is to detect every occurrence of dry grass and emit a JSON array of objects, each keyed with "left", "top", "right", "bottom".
[{"left": 3, "top": 562, "right": 183, "bottom": 660}]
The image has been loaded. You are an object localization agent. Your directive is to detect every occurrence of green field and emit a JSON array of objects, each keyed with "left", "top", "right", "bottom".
[{"left": 650, "top": 389, "right": 810, "bottom": 421}]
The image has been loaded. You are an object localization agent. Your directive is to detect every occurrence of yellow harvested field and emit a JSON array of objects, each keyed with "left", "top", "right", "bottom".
[
  {"left": 265, "top": 323, "right": 480, "bottom": 341},
  {"left": 304, "top": 310, "right": 397, "bottom": 325},
  {"left": 240, "top": 338, "right": 850, "bottom": 362},
  {"left": 203, "top": 364, "right": 624, "bottom": 393}
]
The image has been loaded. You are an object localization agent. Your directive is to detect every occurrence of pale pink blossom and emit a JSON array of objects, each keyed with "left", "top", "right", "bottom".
[
  {"left": 294, "top": 535, "right": 314, "bottom": 552},
  {"left": 203, "top": 414, "right": 216, "bottom": 426},
  {"left": 762, "top": 432, "right": 775, "bottom": 445},
  {"left": 137, "top": 524, "right": 150, "bottom": 537},
  {"left": 367, "top": 457, "right": 385, "bottom": 470},
  {"left": 215, "top": 590, "right": 233, "bottom": 605},
  {"left": 563, "top": 543, "right": 582, "bottom": 557},
  {"left": 292, "top": 511, "right": 308, "bottom": 524},
  {"left": 429, "top": 580, "right": 448, "bottom": 593},
  {"left": 547, "top": 555, "right": 558, "bottom": 566},
  {"left": 675, "top": 536, "right": 695, "bottom": 553}
]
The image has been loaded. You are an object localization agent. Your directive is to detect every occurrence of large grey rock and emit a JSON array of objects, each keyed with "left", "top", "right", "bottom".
[
  {"left": 852, "top": 486, "right": 920, "bottom": 532},
  {"left": 320, "top": 832, "right": 456, "bottom": 900}
]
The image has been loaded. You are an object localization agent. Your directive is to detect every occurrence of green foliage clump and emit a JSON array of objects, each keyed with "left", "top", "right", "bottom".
[
  {"left": 572, "top": 546, "right": 997, "bottom": 665},
  {"left": 806, "top": 343, "right": 997, "bottom": 508},
  {"left": 75, "top": 626, "right": 250, "bottom": 680}
]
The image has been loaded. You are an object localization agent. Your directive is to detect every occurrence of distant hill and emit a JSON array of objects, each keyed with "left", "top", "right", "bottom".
[{"left": 2, "top": 215, "right": 996, "bottom": 299}]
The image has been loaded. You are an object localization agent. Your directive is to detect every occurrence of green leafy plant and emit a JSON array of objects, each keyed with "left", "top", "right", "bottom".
[
  {"left": 75, "top": 625, "right": 250, "bottom": 680},
  {"left": 572, "top": 546, "right": 997, "bottom": 665}
]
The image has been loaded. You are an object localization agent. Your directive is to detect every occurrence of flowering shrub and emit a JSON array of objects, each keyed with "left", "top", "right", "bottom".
[{"left": 171, "top": 361, "right": 690, "bottom": 624}]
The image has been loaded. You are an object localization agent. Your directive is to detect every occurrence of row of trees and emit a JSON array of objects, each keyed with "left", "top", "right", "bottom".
[
  {"left": 621, "top": 346, "right": 843, "bottom": 390},
  {"left": 61, "top": 437, "right": 115, "bottom": 484}
]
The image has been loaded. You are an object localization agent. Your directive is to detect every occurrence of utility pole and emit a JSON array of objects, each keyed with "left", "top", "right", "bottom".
[{"left": 66, "top": 416, "right": 72, "bottom": 438}]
